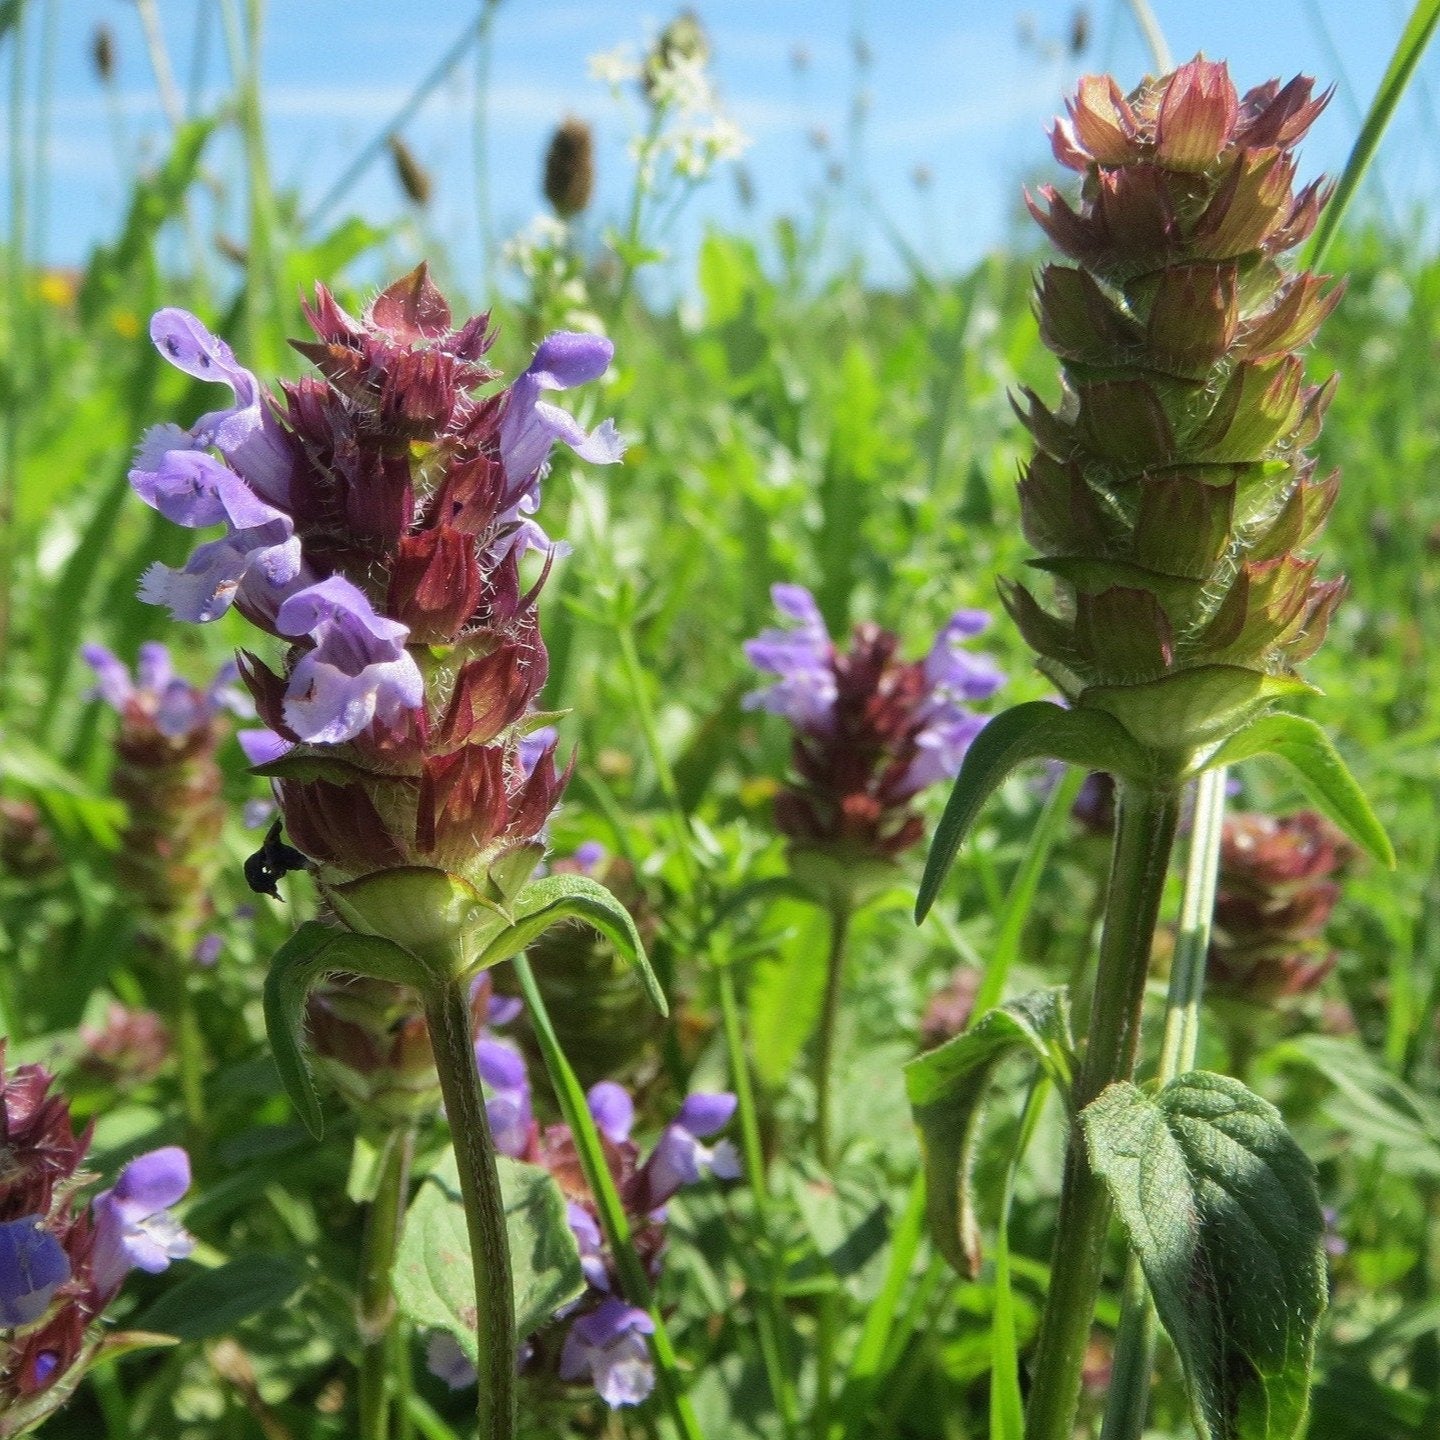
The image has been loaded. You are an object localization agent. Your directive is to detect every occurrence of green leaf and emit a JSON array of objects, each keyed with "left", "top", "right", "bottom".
[
  {"left": 1203, "top": 712, "right": 1395, "bottom": 866},
  {"left": 916, "top": 701, "right": 1150, "bottom": 921},
  {"left": 393, "top": 1149, "right": 584, "bottom": 1358},
  {"left": 1082, "top": 1071, "right": 1326, "bottom": 1439},
  {"left": 473, "top": 873, "right": 668, "bottom": 1016},
  {"left": 134, "top": 1255, "right": 307, "bottom": 1341},
  {"left": 263, "top": 923, "right": 427, "bottom": 1138},
  {"left": 904, "top": 989, "right": 1073, "bottom": 1275}
]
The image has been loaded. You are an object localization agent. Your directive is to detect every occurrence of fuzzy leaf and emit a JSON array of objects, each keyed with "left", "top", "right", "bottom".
[
  {"left": 1082, "top": 1072, "right": 1326, "bottom": 1439},
  {"left": 1202, "top": 712, "right": 1394, "bottom": 866},
  {"left": 473, "top": 872, "right": 668, "bottom": 1015},
  {"left": 916, "top": 702, "right": 1151, "bottom": 921},
  {"left": 263, "top": 922, "right": 427, "bottom": 1138},
  {"left": 393, "top": 1148, "right": 584, "bottom": 1359},
  {"left": 905, "top": 989, "right": 1072, "bottom": 1275}
]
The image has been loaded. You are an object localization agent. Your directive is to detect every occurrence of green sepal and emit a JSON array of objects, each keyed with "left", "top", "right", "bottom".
[
  {"left": 263, "top": 922, "right": 428, "bottom": 1138},
  {"left": 482, "top": 843, "right": 548, "bottom": 905},
  {"left": 326, "top": 866, "right": 509, "bottom": 981},
  {"left": 904, "top": 988, "right": 1073, "bottom": 1276},
  {"left": 1199, "top": 711, "right": 1394, "bottom": 866},
  {"left": 1079, "top": 665, "right": 1312, "bottom": 754},
  {"left": 1082, "top": 1071, "right": 1326, "bottom": 1440},
  {"left": 916, "top": 701, "right": 1152, "bottom": 922},
  {"left": 475, "top": 873, "right": 668, "bottom": 1017}
]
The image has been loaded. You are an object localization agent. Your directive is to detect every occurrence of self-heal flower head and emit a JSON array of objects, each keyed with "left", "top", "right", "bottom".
[
  {"left": 559, "top": 1298, "right": 656, "bottom": 1407},
  {"left": 0, "top": 1218, "right": 71, "bottom": 1328},
  {"left": 90, "top": 1146, "right": 194, "bottom": 1297},
  {"left": 1013, "top": 59, "right": 1343, "bottom": 756},
  {"left": 744, "top": 584, "right": 1004, "bottom": 862},
  {"left": 82, "top": 642, "right": 252, "bottom": 742}
]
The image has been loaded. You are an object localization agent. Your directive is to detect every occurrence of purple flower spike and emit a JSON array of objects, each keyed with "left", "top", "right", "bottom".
[
  {"left": 0, "top": 1216, "right": 71, "bottom": 1327},
  {"left": 91, "top": 1145, "right": 194, "bottom": 1295},
  {"left": 476, "top": 1037, "right": 533, "bottom": 1159},
  {"left": 84, "top": 643, "right": 253, "bottom": 740},
  {"left": 560, "top": 1298, "right": 656, "bottom": 1408},
  {"left": 276, "top": 576, "right": 424, "bottom": 744},
  {"left": 742, "top": 584, "right": 837, "bottom": 729},
  {"left": 586, "top": 1082, "right": 635, "bottom": 1144},
  {"left": 904, "top": 706, "right": 989, "bottom": 793}
]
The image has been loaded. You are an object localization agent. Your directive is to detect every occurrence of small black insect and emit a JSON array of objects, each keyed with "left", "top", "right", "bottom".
[{"left": 244, "top": 819, "right": 310, "bottom": 899}]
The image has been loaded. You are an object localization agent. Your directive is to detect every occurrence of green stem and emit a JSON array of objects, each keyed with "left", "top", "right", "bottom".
[
  {"left": 716, "top": 957, "right": 800, "bottom": 1440},
  {"left": 812, "top": 900, "right": 852, "bottom": 1440},
  {"left": 358, "top": 1125, "right": 418, "bottom": 1440},
  {"left": 173, "top": 961, "right": 208, "bottom": 1140},
  {"left": 814, "top": 901, "right": 853, "bottom": 1169},
  {"left": 471, "top": 0, "right": 501, "bottom": 290},
  {"left": 421, "top": 977, "right": 515, "bottom": 1440},
  {"left": 1100, "top": 767, "right": 1227, "bottom": 1440},
  {"left": 612, "top": 109, "right": 667, "bottom": 315},
  {"left": 511, "top": 953, "right": 705, "bottom": 1440},
  {"left": 1023, "top": 783, "right": 1181, "bottom": 1440}
]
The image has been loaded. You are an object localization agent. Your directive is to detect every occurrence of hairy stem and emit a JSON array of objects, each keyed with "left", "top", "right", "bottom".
[
  {"left": 814, "top": 901, "right": 853, "bottom": 1169},
  {"left": 1023, "top": 783, "right": 1181, "bottom": 1440},
  {"left": 358, "top": 1125, "right": 418, "bottom": 1440},
  {"left": 1100, "top": 766, "right": 1227, "bottom": 1440},
  {"left": 422, "top": 977, "right": 515, "bottom": 1440}
]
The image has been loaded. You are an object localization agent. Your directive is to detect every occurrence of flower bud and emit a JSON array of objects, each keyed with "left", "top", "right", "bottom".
[{"left": 543, "top": 118, "right": 595, "bottom": 219}]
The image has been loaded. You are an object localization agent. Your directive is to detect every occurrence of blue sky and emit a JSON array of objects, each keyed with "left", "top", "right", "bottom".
[{"left": 14, "top": 1, "right": 1440, "bottom": 292}]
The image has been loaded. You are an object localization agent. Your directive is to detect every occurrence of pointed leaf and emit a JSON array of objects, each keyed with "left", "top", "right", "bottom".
[
  {"left": 1202, "top": 712, "right": 1394, "bottom": 866},
  {"left": 916, "top": 702, "right": 1151, "bottom": 921},
  {"left": 904, "top": 989, "right": 1073, "bottom": 1275},
  {"left": 473, "top": 873, "right": 668, "bottom": 1016},
  {"left": 134, "top": 1255, "right": 308, "bottom": 1341},
  {"left": 394, "top": 1148, "right": 584, "bottom": 1357},
  {"left": 1082, "top": 1072, "right": 1327, "bottom": 1439},
  {"left": 263, "top": 922, "right": 426, "bottom": 1138}
]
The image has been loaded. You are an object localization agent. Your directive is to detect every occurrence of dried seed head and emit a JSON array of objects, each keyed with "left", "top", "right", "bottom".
[
  {"left": 544, "top": 117, "right": 596, "bottom": 219},
  {"left": 387, "top": 135, "right": 433, "bottom": 206}
]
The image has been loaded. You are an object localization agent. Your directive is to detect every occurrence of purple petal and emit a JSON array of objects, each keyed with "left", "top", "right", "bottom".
[
  {"left": 771, "top": 584, "right": 826, "bottom": 631},
  {"left": 586, "top": 1082, "right": 634, "bottom": 1143},
  {"left": 572, "top": 840, "right": 607, "bottom": 873},
  {"left": 526, "top": 332, "right": 615, "bottom": 390},
  {"left": 487, "top": 994, "right": 523, "bottom": 1028},
  {"left": 904, "top": 708, "right": 989, "bottom": 793},
  {"left": 560, "top": 1300, "right": 655, "bottom": 1407},
  {"left": 475, "top": 1038, "right": 528, "bottom": 1094},
  {"left": 426, "top": 1332, "right": 478, "bottom": 1390},
  {"left": 0, "top": 1217, "right": 71, "bottom": 1328},
  {"left": 109, "top": 1146, "right": 191, "bottom": 1221},
  {"left": 518, "top": 727, "right": 559, "bottom": 780},
  {"left": 135, "top": 642, "right": 174, "bottom": 694},
  {"left": 82, "top": 644, "right": 133, "bottom": 710},
  {"left": 675, "top": 1092, "right": 737, "bottom": 1138},
  {"left": 238, "top": 728, "right": 291, "bottom": 766},
  {"left": 150, "top": 309, "right": 260, "bottom": 406},
  {"left": 154, "top": 680, "right": 204, "bottom": 739},
  {"left": 275, "top": 577, "right": 422, "bottom": 744}
]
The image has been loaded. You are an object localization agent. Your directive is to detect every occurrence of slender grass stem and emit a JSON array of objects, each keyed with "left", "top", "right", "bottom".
[
  {"left": 358, "top": 1125, "right": 418, "bottom": 1440},
  {"left": 1022, "top": 783, "right": 1181, "bottom": 1440},
  {"left": 422, "top": 977, "right": 516, "bottom": 1440},
  {"left": 471, "top": 0, "right": 501, "bottom": 290},
  {"left": 1124, "top": 0, "right": 1173, "bottom": 72},
  {"left": 1099, "top": 767, "right": 1227, "bottom": 1440},
  {"left": 813, "top": 901, "right": 853, "bottom": 1169},
  {"left": 512, "top": 953, "right": 704, "bottom": 1440}
]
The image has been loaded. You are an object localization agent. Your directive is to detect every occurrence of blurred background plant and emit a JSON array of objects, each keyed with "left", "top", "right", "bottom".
[{"left": 1, "top": 1, "right": 1439, "bottom": 1437}]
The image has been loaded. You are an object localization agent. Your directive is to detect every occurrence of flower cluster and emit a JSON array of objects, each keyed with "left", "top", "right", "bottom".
[
  {"left": 128, "top": 266, "right": 620, "bottom": 894},
  {"left": 744, "top": 584, "right": 1004, "bottom": 861},
  {"left": 0, "top": 1052, "right": 192, "bottom": 1436},
  {"left": 82, "top": 642, "right": 246, "bottom": 959},
  {"left": 1014, "top": 58, "right": 1343, "bottom": 754},
  {"left": 1207, "top": 809, "right": 1353, "bottom": 1003},
  {"left": 442, "top": 1033, "right": 739, "bottom": 1407}
]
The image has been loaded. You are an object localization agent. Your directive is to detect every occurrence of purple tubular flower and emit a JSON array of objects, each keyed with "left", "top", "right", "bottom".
[
  {"left": 559, "top": 1298, "right": 656, "bottom": 1407},
  {"left": 0, "top": 1217, "right": 71, "bottom": 1327},
  {"left": 572, "top": 840, "right": 607, "bottom": 874},
  {"left": 742, "top": 583, "right": 837, "bottom": 729},
  {"left": 637, "top": 1092, "right": 741, "bottom": 1211},
  {"left": 91, "top": 1146, "right": 194, "bottom": 1296},
  {"left": 566, "top": 1201, "right": 611, "bottom": 1291},
  {"left": 517, "top": 725, "right": 559, "bottom": 780},
  {"left": 148, "top": 309, "right": 293, "bottom": 506},
  {"left": 496, "top": 333, "right": 623, "bottom": 555},
  {"left": 275, "top": 576, "right": 424, "bottom": 744},
  {"left": 475, "top": 1037, "right": 533, "bottom": 1159},
  {"left": 238, "top": 727, "right": 292, "bottom": 766},
  {"left": 586, "top": 1081, "right": 635, "bottom": 1144},
  {"left": 923, "top": 611, "right": 1006, "bottom": 702}
]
